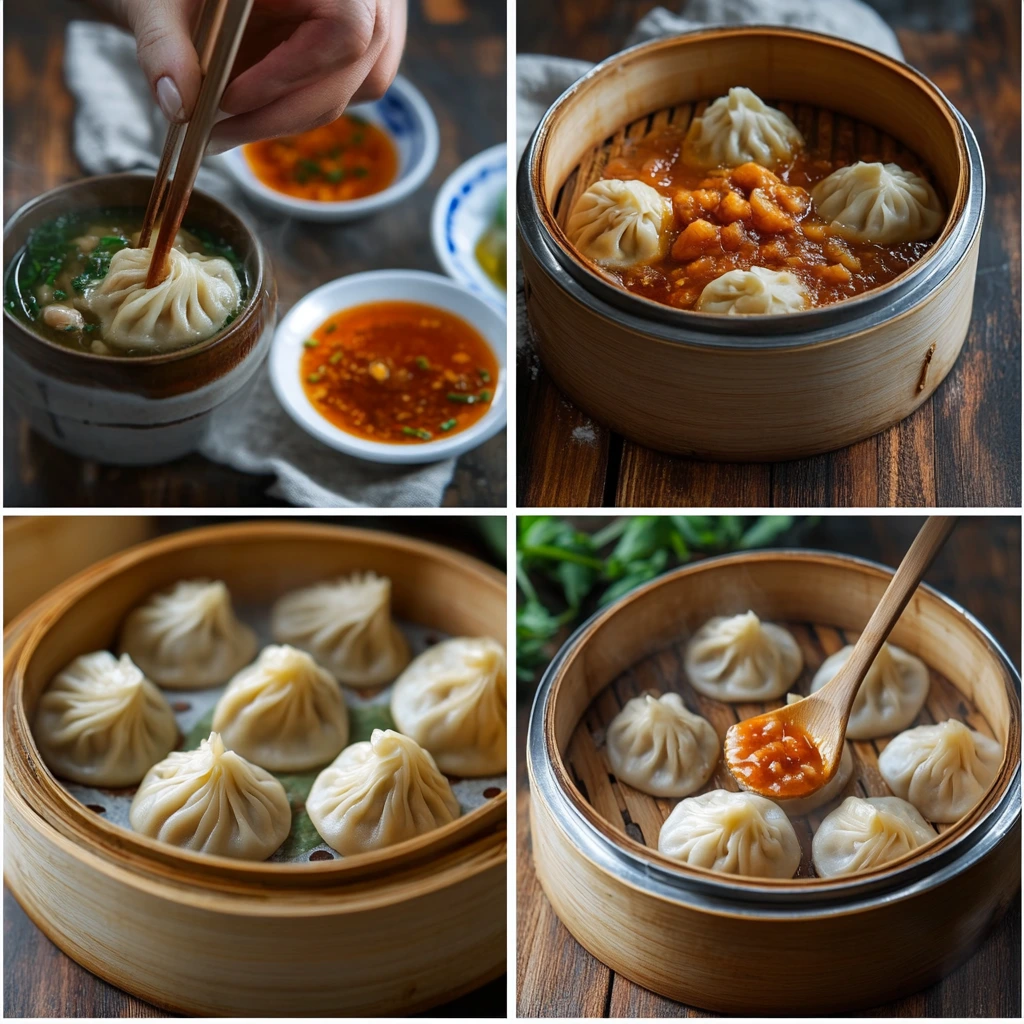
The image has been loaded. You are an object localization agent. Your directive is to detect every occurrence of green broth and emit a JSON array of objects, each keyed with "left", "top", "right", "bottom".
[{"left": 4, "top": 207, "right": 248, "bottom": 356}]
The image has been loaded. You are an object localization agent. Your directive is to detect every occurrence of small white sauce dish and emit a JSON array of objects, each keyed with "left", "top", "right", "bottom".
[
  {"left": 222, "top": 75, "right": 439, "bottom": 222},
  {"left": 431, "top": 143, "right": 507, "bottom": 315},
  {"left": 269, "top": 269, "right": 506, "bottom": 464}
]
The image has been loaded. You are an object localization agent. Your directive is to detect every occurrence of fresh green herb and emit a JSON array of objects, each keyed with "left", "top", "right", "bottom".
[
  {"left": 325, "top": 324, "right": 337, "bottom": 334},
  {"left": 307, "top": 372, "right": 324, "bottom": 384},
  {"left": 478, "top": 389, "right": 492, "bottom": 402},
  {"left": 402, "top": 426, "right": 433, "bottom": 440},
  {"left": 415, "top": 356, "right": 430, "bottom": 370},
  {"left": 329, "top": 351, "right": 343, "bottom": 365},
  {"left": 303, "top": 338, "right": 319, "bottom": 348},
  {"left": 325, "top": 168, "right": 345, "bottom": 183},
  {"left": 52, "top": 289, "right": 67, "bottom": 301},
  {"left": 447, "top": 392, "right": 476, "bottom": 404},
  {"left": 439, "top": 418, "right": 457, "bottom": 432},
  {"left": 516, "top": 516, "right": 804, "bottom": 684},
  {"left": 479, "top": 368, "right": 490, "bottom": 383}
]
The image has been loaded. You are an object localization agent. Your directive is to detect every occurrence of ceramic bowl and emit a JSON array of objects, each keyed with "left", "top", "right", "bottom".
[
  {"left": 222, "top": 75, "right": 439, "bottom": 222},
  {"left": 431, "top": 143, "right": 507, "bottom": 315},
  {"left": 3, "top": 173, "right": 276, "bottom": 466},
  {"left": 269, "top": 269, "right": 506, "bottom": 464}
]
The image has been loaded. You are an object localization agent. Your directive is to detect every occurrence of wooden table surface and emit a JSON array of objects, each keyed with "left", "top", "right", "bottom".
[
  {"left": 3, "top": 514, "right": 507, "bottom": 1017},
  {"left": 3, "top": 0, "right": 506, "bottom": 508},
  {"left": 517, "top": 0, "right": 1021, "bottom": 508},
  {"left": 516, "top": 515, "right": 1022, "bottom": 1017}
]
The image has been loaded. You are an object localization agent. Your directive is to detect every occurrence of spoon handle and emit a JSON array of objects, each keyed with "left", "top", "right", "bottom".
[{"left": 834, "top": 516, "right": 957, "bottom": 714}]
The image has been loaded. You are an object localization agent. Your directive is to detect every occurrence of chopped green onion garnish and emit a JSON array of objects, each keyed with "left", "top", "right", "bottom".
[
  {"left": 329, "top": 351, "right": 343, "bottom": 365},
  {"left": 447, "top": 392, "right": 476, "bottom": 404},
  {"left": 402, "top": 426, "right": 433, "bottom": 440},
  {"left": 53, "top": 289, "right": 67, "bottom": 301},
  {"left": 307, "top": 372, "right": 323, "bottom": 383},
  {"left": 439, "top": 419, "right": 457, "bottom": 432},
  {"left": 478, "top": 369, "right": 490, "bottom": 382},
  {"left": 325, "top": 168, "right": 345, "bottom": 183},
  {"left": 479, "top": 389, "right": 492, "bottom": 402},
  {"left": 415, "top": 356, "right": 430, "bottom": 370},
  {"left": 325, "top": 324, "right": 337, "bottom": 333},
  {"left": 303, "top": 338, "right": 318, "bottom": 348}
]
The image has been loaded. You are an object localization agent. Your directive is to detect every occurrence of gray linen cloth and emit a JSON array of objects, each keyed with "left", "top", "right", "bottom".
[{"left": 64, "top": 20, "right": 455, "bottom": 508}]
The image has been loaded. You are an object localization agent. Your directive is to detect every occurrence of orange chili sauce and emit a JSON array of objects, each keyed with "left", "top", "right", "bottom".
[
  {"left": 300, "top": 301, "right": 497, "bottom": 444},
  {"left": 595, "top": 123, "right": 938, "bottom": 310},
  {"left": 725, "top": 716, "right": 825, "bottom": 799},
  {"left": 244, "top": 114, "right": 397, "bottom": 201}
]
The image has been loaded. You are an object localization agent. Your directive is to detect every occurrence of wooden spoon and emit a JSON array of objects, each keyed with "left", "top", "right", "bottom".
[{"left": 724, "top": 516, "right": 957, "bottom": 798}]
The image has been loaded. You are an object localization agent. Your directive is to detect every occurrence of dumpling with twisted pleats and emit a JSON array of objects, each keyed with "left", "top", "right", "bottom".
[
  {"left": 696, "top": 267, "right": 809, "bottom": 315},
  {"left": 271, "top": 572, "right": 410, "bottom": 688},
  {"left": 658, "top": 789, "right": 801, "bottom": 878},
  {"left": 129, "top": 732, "right": 291, "bottom": 860},
  {"left": 878, "top": 719, "right": 1002, "bottom": 822},
  {"left": 212, "top": 645, "right": 349, "bottom": 772},
  {"left": 605, "top": 693, "right": 718, "bottom": 797},
  {"left": 684, "top": 611, "right": 802, "bottom": 702},
  {"left": 390, "top": 637, "right": 506, "bottom": 776},
  {"left": 306, "top": 729, "right": 461, "bottom": 855},
  {"left": 566, "top": 178, "right": 673, "bottom": 267},
  {"left": 812, "top": 795, "right": 936, "bottom": 877},
  {"left": 34, "top": 650, "right": 178, "bottom": 786},
  {"left": 119, "top": 579, "right": 258, "bottom": 690}
]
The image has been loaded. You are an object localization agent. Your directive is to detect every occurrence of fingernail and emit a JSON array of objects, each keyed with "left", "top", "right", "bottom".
[{"left": 156, "top": 76, "right": 185, "bottom": 123}]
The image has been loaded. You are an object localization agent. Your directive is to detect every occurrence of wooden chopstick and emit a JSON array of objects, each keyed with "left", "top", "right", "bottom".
[
  {"left": 145, "top": 0, "right": 253, "bottom": 286},
  {"left": 139, "top": 0, "right": 223, "bottom": 248}
]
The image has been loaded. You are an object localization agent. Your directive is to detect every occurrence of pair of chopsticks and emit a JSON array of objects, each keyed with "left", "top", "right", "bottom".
[{"left": 141, "top": 0, "right": 254, "bottom": 287}]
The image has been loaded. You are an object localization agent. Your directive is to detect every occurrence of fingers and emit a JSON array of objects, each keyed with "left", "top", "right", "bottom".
[
  {"left": 219, "top": 12, "right": 375, "bottom": 116},
  {"left": 123, "top": 0, "right": 202, "bottom": 123},
  {"left": 351, "top": 0, "right": 406, "bottom": 102}
]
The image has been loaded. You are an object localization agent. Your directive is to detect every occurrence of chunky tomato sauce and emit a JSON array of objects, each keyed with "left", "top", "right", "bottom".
[
  {"left": 595, "top": 123, "right": 938, "bottom": 310},
  {"left": 725, "top": 716, "right": 825, "bottom": 799},
  {"left": 300, "top": 301, "right": 497, "bottom": 444},
  {"left": 244, "top": 114, "right": 397, "bottom": 201}
]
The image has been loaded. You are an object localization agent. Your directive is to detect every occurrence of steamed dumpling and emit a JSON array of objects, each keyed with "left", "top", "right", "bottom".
[
  {"left": 658, "top": 789, "right": 801, "bottom": 878},
  {"left": 83, "top": 244, "right": 241, "bottom": 352},
  {"left": 696, "top": 267, "right": 809, "bottom": 315},
  {"left": 390, "top": 637, "right": 506, "bottom": 776},
  {"left": 684, "top": 87, "right": 804, "bottom": 169},
  {"left": 878, "top": 719, "right": 1002, "bottom": 822},
  {"left": 271, "top": 572, "right": 410, "bottom": 688},
  {"left": 812, "top": 795, "right": 936, "bottom": 877},
  {"left": 810, "top": 642, "right": 929, "bottom": 740},
  {"left": 684, "top": 611, "right": 803, "bottom": 702},
  {"left": 811, "top": 161, "right": 945, "bottom": 244},
  {"left": 212, "top": 645, "right": 349, "bottom": 772},
  {"left": 566, "top": 178, "right": 673, "bottom": 267},
  {"left": 751, "top": 694, "right": 854, "bottom": 816},
  {"left": 33, "top": 651, "right": 178, "bottom": 786},
  {"left": 605, "top": 693, "right": 718, "bottom": 797},
  {"left": 129, "top": 732, "right": 291, "bottom": 860},
  {"left": 306, "top": 729, "right": 461, "bottom": 855},
  {"left": 119, "top": 579, "right": 258, "bottom": 690}
]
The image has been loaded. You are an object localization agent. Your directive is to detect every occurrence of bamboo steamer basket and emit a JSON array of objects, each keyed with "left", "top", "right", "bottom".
[
  {"left": 4, "top": 522, "right": 507, "bottom": 1016},
  {"left": 518, "top": 29, "right": 985, "bottom": 460},
  {"left": 527, "top": 551, "right": 1020, "bottom": 1013}
]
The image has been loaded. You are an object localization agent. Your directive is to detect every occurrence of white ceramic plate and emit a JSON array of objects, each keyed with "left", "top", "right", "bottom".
[
  {"left": 431, "top": 143, "right": 507, "bottom": 316},
  {"left": 269, "top": 270, "right": 506, "bottom": 464},
  {"left": 222, "top": 75, "right": 439, "bottom": 222}
]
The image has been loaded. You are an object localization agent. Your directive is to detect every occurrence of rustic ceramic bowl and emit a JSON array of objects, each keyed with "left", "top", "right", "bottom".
[
  {"left": 518, "top": 28, "right": 986, "bottom": 460},
  {"left": 528, "top": 550, "right": 1020, "bottom": 1012},
  {"left": 3, "top": 173, "right": 276, "bottom": 465},
  {"left": 4, "top": 521, "right": 507, "bottom": 1015}
]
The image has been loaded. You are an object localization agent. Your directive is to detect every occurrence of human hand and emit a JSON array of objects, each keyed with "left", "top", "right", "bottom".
[{"left": 112, "top": 0, "right": 407, "bottom": 149}]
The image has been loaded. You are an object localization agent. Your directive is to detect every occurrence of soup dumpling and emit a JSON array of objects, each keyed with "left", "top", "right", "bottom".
[
  {"left": 696, "top": 267, "right": 809, "bottom": 315},
  {"left": 83, "top": 244, "right": 241, "bottom": 352},
  {"left": 119, "top": 579, "right": 258, "bottom": 690},
  {"left": 606, "top": 693, "right": 718, "bottom": 797},
  {"left": 34, "top": 651, "right": 178, "bottom": 787},
  {"left": 811, "top": 161, "right": 945, "bottom": 244},
  {"left": 658, "top": 789, "right": 801, "bottom": 879},
  {"left": 683, "top": 87, "right": 804, "bottom": 170},
  {"left": 212, "top": 645, "right": 349, "bottom": 772},
  {"left": 566, "top": 178, "right": 673, "bottom": 268},
  {"left": 810, "top": 642, "right": 928, "bottom": 740},
  {"left": 390, "top": 636, "right": 506, "bottom": 776},
  {"left": 878, "top": 719, "right": 1002, "bottom": 822},
  {"left": 812, "top": 795, "right": 936, "bottom": 878},
  {"left": 271, "top": 572, "right": 410, "bottom": 688},
  {"left": 129, "top": 731, "right": 291, "bottom": 860},
  {"left": 685, "top": 611, "right": 802, "bottom": 702},
  {"left": 306, "top": 729, "right": 461, "bottom": 855}
]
